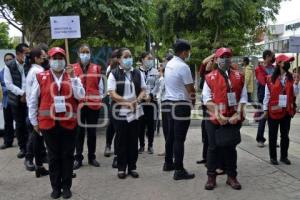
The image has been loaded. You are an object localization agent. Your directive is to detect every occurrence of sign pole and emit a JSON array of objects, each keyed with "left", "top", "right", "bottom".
[{"left": 65, "top": 38, "right": 70, "bottom": 65}]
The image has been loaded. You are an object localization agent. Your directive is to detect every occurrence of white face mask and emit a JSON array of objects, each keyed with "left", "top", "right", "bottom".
[
  {"left": 79, "top": 53, "right": 91, "bottom": 66},
  {"left": 50, "top": 59, "right": 66, "bottom": 72}
]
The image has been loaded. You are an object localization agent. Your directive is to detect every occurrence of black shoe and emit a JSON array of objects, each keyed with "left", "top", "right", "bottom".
[
  {"left": 89, "top": 159, "right": 100, "bottom": 167},
  {"left": 270, "top": 159, "right": 279, "bottom": 165},
  {"left": 24, "top": 159, "right": 35, "bottom": 171},
  {"left": 0, "top": 143, "right": 13, "bottom": 150},
  {"left": 17, "top": 150, "right": 26, "bottom": 159},
  {"left": 173, "top": 169, "right": 195, "bottom": 180},
  {"left": 35, "top": 166, "right": 49, "bottom": 178},
  {"left": 62, "top": 189, "right": 72, "bottom": 199},
  {"left": 72, "top": 173, "right": 76, "bottom": 178},
  {"left": 104, "top": 146, "right": 111, "bottom": 157},
  {"left": 51, "top": 190, "right": 61, "bottom": 199},
  {"left": 147, "top": 147, "right": 154, "bottom": 154},
  {"left": 118, "top": 171, "right": 126, "bottom": 179},
  {"left": 138, "top": 146, "right": 144, "bottom": 154},
  {"left": 128, "top": 170, "right": 139, "bottom": 178},
  {"left": 112, "top": 156, "right": 118, "bottom": 169},
  {"left": 163, "top": 163, "right": 175, "bottom": 171},
  {"left": 196, "top": 159, "right": 207, "bottom": 164},
  {"left": 73, "top": 160, "right": 82, "bottom": 170},
  {"left": 280, "top": 158, "right": 291, "bottom": 165}
]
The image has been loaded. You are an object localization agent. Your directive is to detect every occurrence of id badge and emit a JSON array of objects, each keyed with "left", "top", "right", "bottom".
[
  {"left": 54, "top": 96, "right": 66, "bottom": 113},
  {"left": 227, "top": 92, "right": 237, "bottom": 107},
  {"left": 278, "top": 95, "right": 287, "bottom": 108}
]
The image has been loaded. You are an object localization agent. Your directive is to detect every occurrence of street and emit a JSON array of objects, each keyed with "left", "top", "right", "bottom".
[{"left": 1, "top": 116, "right": 300, "bottom": 200}]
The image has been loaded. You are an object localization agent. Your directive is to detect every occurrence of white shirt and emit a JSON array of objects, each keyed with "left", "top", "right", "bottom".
[
  {"left": 28, "top": 69, "right": 86, "bottom": 126},
  {"left": 107, "top": 67, "right": 146, "bottom": 115},
  {"left": 4, "top": 60, "right": 26, "bottom": 96},
  {"left": 158, "top": 76, "right": 166, "bottom": 102},
  {"left": 26, "top": 64, "right": 44, "bottom": 105},
  {"left": 202, "top": 71, "right": 248, "bottom": 105},
  {"left": 164, "top": 56, "right": 194, "bottom": 102},
  {"left": 263, "top": 76, "right": 299, "bottom": 111}
]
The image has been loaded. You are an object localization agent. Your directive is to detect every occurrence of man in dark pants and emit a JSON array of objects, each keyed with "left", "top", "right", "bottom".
[
  {"left": 163, "top": 39, "right": 196, "bottom": 180},
  {"left": 255, "top": 50, "right": 275, "bottom": 147},
  {"left": 4, "top": 43, "right": 30, "bottom": 159},
  {"left": 0, "top": 54, "right": 15, "bottom": 150}
]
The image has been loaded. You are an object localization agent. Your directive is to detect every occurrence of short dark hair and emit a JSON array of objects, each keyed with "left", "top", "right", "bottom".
[
  {"left": 15, "top": 43, "right": 29, "bottom": 54},
  {"left": 4, "top": 53, "right": 15, "bottom": 61},
  {"left": 243, "top": 57, "right": 250, "bottom": 65},
  {"left": 263, "top": 50, "right": 273, "bottom": 60},
  {"left": 29, "top": 48, "right": 42, "bottom": 64},
  {"left": 140, "top": 52, "right": 152, "bottom": 62},
  {"left": 173, "top": 39, "right": 191, "bottom": 55}
]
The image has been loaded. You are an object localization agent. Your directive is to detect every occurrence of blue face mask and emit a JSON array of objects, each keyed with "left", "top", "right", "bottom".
[
  {"left": 122, "top": 58, "right": 133, "bottom": 71},
  {"left": 144, "top": 60, "right": 155, "bottom": 70},
  {"left": 80, "top": 53, "right": 91, "bottom": 66}
]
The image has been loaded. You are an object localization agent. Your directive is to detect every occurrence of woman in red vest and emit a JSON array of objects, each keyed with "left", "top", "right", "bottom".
[
  {"left": 28, "top": 47, "right": 85, "bottom": 199},
  {"left": 263, "top": 54, "right": 299, "bottom": 165},
  {"left": 72, "top": 44, "right": 103, "bottom": 170},
  {"left": 202, "top": 48, "right": 247, "bottom": 191}
]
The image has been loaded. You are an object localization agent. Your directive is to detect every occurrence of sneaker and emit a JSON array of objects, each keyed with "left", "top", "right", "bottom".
[
  {"left": 257, "top": 142, "right": 265, "bottom": 148},
  {"left": 173, "top": 169, "right": 195, "bottom": 180},
  {"left": 147, "top": 147, "right": 154, "bottom": 154},
  {"left": 104, "top": 146, "right": 111, "bottom": 157},
  {"left": 138, "top": 146, "right": 145, "bottom": 154}
]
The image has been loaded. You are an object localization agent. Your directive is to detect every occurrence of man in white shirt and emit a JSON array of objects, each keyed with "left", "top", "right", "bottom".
[
  {"left": 4, "top": 43, "right": 30, "bottom": 159},
  {"left": 163, "top": 39, "right": 196, "bottom": 180}
]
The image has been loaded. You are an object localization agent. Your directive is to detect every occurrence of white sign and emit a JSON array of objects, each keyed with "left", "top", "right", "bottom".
[
  {"left": 289, "top": 36, "right": 300, "bottom": 53},
  {"left": 50, "top": 16, "right": 81, "bottom": 39}
]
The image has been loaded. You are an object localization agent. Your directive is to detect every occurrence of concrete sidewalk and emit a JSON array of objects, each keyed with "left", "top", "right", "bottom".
[{"left": 1, "top": 115, "right": 300, "bottom": 200}]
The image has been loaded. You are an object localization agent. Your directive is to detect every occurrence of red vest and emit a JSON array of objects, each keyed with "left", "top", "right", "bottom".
[
  {"left": 266, "top": 76, "right": 296, "bottom": 119},
  {"left": 205, "top": 69, "right": 245, "bottom": 125},
  {"left": 73, "top": 63, "right": 102, "bottom": 110},
  {"left": 37, "top": 70, "right": 78, "bottom": 130}
]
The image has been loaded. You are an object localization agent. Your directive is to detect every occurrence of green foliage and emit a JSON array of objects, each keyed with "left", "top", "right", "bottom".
[{"left": 0, "top": 22, "right": 12, "bottom": 48}]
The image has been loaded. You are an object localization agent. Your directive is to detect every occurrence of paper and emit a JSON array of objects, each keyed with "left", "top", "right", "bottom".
[
  {"left": 278, "top": 95, "right": 287, "bottom": 108},
  {"left": 50, "top": 16, "right": 81, "bottom": 39},
  {"left": 54, "top": 96, "right": 66, "bottom": 113},
  {"left": 227, "top": 92, "right": 237, "bottom": 107}
]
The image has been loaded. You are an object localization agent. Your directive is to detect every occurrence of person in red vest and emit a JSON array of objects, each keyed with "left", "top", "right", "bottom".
[
  {"left": 28, "top": 47, "right": 85, "bottom": 199},
  {"left": 72, "top": 44, "right": 104, "bottom": 170},
  {"left": 263, "top": 54, "right": 299, "bottom": 165},
  {"left": 202, "top": 48, "right": 247, "bottom": 190}
]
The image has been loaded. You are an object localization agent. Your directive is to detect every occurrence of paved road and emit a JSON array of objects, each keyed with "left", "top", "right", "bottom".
[{"left": 1, "top": 115, "right": 300, "bottom": 200}]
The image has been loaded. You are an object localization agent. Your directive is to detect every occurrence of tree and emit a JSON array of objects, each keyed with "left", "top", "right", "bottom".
[
  {"left": 0, "top": 22, "right": 12, "bottom": 48},
  {"left": 0, "top": 0, "right": 151, "bottom": 47}
]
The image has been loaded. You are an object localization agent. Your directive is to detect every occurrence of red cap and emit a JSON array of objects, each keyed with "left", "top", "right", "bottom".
[
  {"left": 48, "top": 47, "right": 66, "bottom": 57},
  {"left": 276, "top": 54, "right": 294, "bottom": 64},
  {"left": 215, "top": 48, "right": 233, "bottom": 58}
]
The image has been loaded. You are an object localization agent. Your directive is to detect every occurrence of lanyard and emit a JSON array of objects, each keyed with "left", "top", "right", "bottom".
[
  {"left": 124, "top": 73, "right": 133, "bottom": 93},
  {"left": 218, "top": 68, "right": 233, "bottom": 92}
]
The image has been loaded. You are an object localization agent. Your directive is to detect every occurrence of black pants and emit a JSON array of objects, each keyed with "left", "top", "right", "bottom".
[
  {"left": 165, "top": 102, "right": 191, "bottom": 170},
  {"left": 201, "top": 105, "right": 209, "bottom": 161},
  {"left": 268, "top": 115, "right": 291, "bottom": 160},
  {"left": 205, "top": 120, "right": 240, "bottom": 177},
  {"left": 32, "top": 130, "right": 47, "bottom": 166},
  {"left": 11, "top": 103, "right": 28, "bottom": 152},
  {"left": 161, "top": 102, "right": 169, "bottom": 142},
  {"left": 42, "top": 124, "right": 76, "bottom": 191},
  {"left": 2, "top": 104, "right": 14, "bottom": 146},
  {"left": 256, "top": 88, "right": 267, "bottom": 143},
  {"left": 114, "top": 118, "right": 139, "bottom": 172},
  {"left": 105, "top": 104, "right": 116, "bottom": 153},
  {"left": 139, "top": 102, "right": 157, "bottom": 148},
  {"left": 25, "top": 118, "right": 34, "bottom": 160},
  {"left": 75, "top": 106, "right": 100, "bottom": 162}
]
